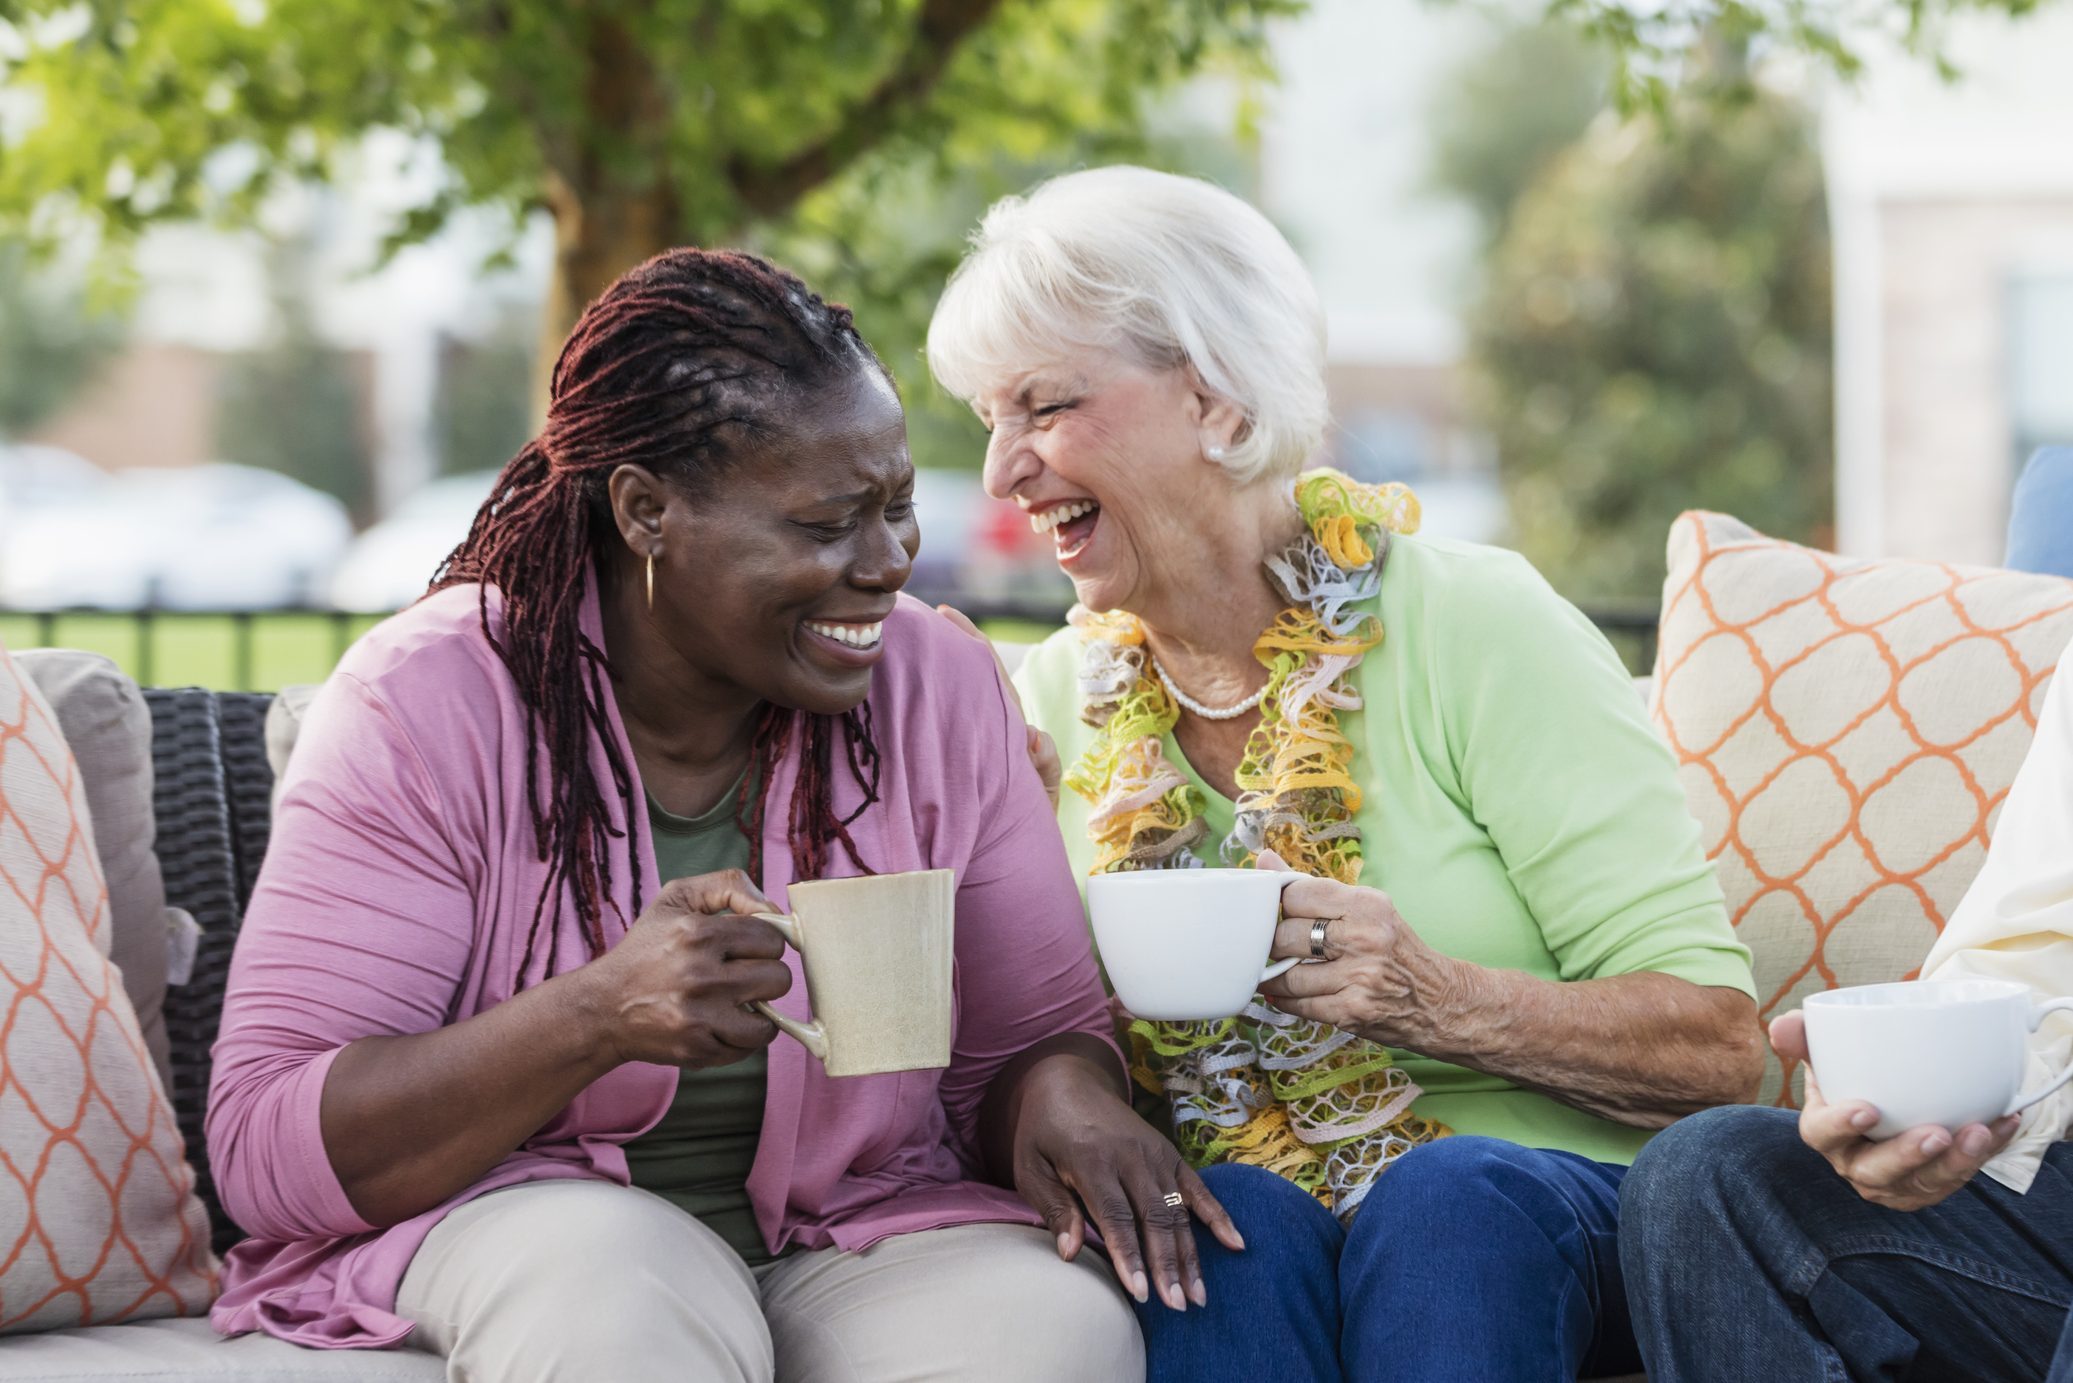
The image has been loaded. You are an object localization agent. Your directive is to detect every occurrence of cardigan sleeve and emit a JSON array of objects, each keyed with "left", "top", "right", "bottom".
[
  {"left": 1428, "top": 549, "right": 1755, "bottom": 995},
  {"left": 936, "top": 633, "right": 1123, "bottom": 1158},
  {"left": 204, "top": 671, "right": 480, "bottom": 1241}
]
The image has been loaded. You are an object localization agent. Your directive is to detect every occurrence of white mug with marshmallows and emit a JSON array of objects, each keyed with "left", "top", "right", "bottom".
[
  {"left": 1086, "top": 868, "right": 1306, "bottom": 1022},
  {"left": 1803, "top": 979, "right": 2073, "bottom": 1140}
]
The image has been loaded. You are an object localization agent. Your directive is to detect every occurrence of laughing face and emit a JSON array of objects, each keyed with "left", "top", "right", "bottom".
[
  {"left": 976, "top": 354, "right": 1233, "bottom": 615},
  {"left": 634, "top": 367, "right": 919, "bottom": 718}
]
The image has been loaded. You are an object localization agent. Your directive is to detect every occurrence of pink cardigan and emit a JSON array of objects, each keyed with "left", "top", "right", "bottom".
[{"left": 204, "top": 583, "right": 1115, "bottom": 1348}]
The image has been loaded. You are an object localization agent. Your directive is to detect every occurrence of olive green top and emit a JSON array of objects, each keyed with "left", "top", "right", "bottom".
[
  {"left": 1013, "top": 532, "right": 1755, "bottom": 1166},
  {"left": 621, "top": 773, "right": 784, "bottom": 1265}
]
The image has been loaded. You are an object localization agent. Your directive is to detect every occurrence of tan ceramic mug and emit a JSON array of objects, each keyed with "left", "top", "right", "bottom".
[{"left": 749, "top": 868, "right": 956, "bottom": 1077}]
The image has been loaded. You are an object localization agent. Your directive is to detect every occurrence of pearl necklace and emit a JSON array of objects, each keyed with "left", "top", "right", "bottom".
[{"left": 1150, "top": 655, "right": 1266, "bottom": 721}]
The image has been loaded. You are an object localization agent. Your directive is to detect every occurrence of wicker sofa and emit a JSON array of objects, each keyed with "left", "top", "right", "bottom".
[
  {"left": 9, "top": 482, "right": 2072, "bottom": 1375},
  {"left": 0, "top": 686, "right": 443, "bottom": 1381}
]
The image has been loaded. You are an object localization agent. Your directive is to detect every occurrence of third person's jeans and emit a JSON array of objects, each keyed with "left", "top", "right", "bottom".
[{"left": 1621, "top": 1105, "right": 2073, "bottom": 1381}]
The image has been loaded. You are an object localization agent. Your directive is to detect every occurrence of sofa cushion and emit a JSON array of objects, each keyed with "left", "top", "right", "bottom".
[
  {"left": 1652, "top": 512, "right": 2073, "bottom": 1104},
  {"left": 14, "top": 650, "right": 174, "bottom": 1094},
  {"left": 0, "top": 636, "right": 217, "bottom": 1334},
  {"left": 264, "top": 684, "right": 320, "bottom": 811},
  {"left": 0, "top": 1316, "right": 445, "bottom": 1379}
]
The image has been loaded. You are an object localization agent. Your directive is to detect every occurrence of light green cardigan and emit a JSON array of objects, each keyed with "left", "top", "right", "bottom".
[{"left": 1013, "top": 532, "right": 1755, "bottom": 1166}]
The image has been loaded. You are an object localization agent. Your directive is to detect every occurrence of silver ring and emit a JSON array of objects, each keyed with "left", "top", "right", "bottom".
[
  {"left": 1309, "top": 918, "right": 1330, "bottom": 959},
  {"left": 1161, "top": 1191, "right": 1185, "bottom": 1209}
]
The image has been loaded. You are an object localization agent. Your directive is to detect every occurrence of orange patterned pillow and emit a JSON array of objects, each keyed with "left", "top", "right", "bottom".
[
  {"left": 0, "top": 636, "right": 216, "bottom": 1332},
  {"left": 1653, "top": 513, "right": 2073, "bottom": 1105}
]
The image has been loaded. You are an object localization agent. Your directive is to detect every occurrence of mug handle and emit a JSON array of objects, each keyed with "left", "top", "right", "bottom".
[
  {"left": 1260, "top": 872, "right": 1310, "bottom": 983},
  {"left": 748, "top": 911, "right": 829, "bottom": 1063},
  {"left": 2005, "top": 997, "right": 2073, "bottom": 1116}
]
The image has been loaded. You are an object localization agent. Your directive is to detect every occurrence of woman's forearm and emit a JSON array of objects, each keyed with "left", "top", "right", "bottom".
[
  {"left": 977, "top": 1031, "right": 1130, "bottom": 1186},
  {"left": 319, "top": 965, "right": 622, "bottom": 1227},
  {"left": 1405, "top": 959, "right": 1764, "bottom": 1128}
]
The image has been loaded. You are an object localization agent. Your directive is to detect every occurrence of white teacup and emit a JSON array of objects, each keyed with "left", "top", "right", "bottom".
[
  {"left": 1086, "top": 868, "right": 1303, "bottom": 1022},
  {"left": 1803, "top": 979, "right": 2073, "bottom": 1139},
  {"left": 749, "top": 869, "right": 956, "bottom": 1078}
]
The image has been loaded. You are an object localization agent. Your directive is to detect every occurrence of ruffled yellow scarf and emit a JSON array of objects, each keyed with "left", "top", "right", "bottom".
[{"left": 1068, "top": 469, "right": 1447, "bottom": 1217}]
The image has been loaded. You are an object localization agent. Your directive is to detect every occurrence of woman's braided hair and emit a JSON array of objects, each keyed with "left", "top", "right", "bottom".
[{"left": 433, "top": 248, "right": 885, "bottom": 980}]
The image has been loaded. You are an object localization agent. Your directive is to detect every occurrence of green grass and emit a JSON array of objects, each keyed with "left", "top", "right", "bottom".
[
  {"left": 0, "top": 612, "right": 387, "bottom": 692},
  {"left": 1, "top": 608, "right": 1656, "bottom": 690},
  {"left": 0, "top": 611, "right": 1063, "bottom": 692}
]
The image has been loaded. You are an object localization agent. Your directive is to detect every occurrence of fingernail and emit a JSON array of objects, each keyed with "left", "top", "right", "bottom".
[
  {"left": 1920, "top": 1131, "right": 1951, "bottom": 1155},
  {"left": 1056, "top": 1232, "right": 1074, "bottom": 1259},
  {"left": 1960, "top": 1126, "right": 1992, "bottom": 1156},
  {"left": 1189, "top": 1277, "right": 1208, "bottom": 1308},
  {"left": 1849, "top": 1108, "right": 1877, "bottom": 1131},
  {"left": 1163, "top": 1280, "right": 1185, "bottom": 1311},
  {"left": 1130, "top": 1270, "right": 1149, "bottom": 1303},
  {"left": 1232, "top": 1229, "right": 1247, "bottom": 1251}
]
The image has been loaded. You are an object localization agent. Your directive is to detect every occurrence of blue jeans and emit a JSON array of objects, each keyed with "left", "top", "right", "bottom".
[
  {"left": 1139, "top": 1137, "right": 1640, "bottom": 1382},
  {"left": 1621, "top": 1106, "right": 2073, "bottom": 1381}
]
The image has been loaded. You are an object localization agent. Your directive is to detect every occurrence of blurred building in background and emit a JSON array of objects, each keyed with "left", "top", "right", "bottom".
[
  {"left": 6, "top": 0, "right": 2070, "bottom": 611},
  {"left": 1826, "top": 3, "right": 2073, "bottom": 566}
]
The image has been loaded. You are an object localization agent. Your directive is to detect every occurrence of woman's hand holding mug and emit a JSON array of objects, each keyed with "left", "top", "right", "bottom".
[
  {"left": 1776, "top": 1008, "right": 2022, "bottom": 1211},
  {"left": 1254, "top": 849, "right": 1452, "bottom": 1047},
  {"left": 580, "top": 870, "right": 793, "bottom": 1070}
]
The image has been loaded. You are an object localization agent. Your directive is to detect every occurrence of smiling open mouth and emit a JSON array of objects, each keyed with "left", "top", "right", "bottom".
[
  {"left": 805, "top": 619, "right": 884, "bottom": 650},
  {"left": 1031, "top": 500, "right": 1101, "bottom": 561}
]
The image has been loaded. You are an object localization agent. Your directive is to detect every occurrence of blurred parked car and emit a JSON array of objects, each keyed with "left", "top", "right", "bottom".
[
  {"left": 0, "top": 461, "right": 352, "bottom": 609},
  {"left": 329, "top": 467, "right": 1066, "bottom": 617},
  {"left": 123, "top": 464, "right": 353, "bottom": 608},
  {"left": 0, "top": 444, "right": 109, "bottom": 514},
  {"left": 0, "top": 445, "right": 143, "bottom": 608},
  {"left": 327, "top": 471, "right": 498, "bottom": 612},
  {"left": 908, "top": 466, "right": 1067, "bottom": 609}
]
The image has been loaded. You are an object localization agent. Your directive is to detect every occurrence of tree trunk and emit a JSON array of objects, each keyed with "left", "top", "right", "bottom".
[
  {"left": 527, "top": 0, "right": 1006, "bottom": 421},
  {"left": 534, "top": 174, "right": 682, "bottom": 420},
  {"left": 529, "top": 13, "right": 687, "bottom": 422}
]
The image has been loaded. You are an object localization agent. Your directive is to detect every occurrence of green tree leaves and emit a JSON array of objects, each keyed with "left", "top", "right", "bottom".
[
  {"left": 1459, "top": 61, "right": 1833, "bottom": 600},
  {"left": 0, "top": 244, "right": 126, "bottom": 436}
]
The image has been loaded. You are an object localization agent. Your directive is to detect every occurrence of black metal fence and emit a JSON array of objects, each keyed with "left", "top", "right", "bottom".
[
  {"left": 2, "top": 607, "right": 368, "bottom": 691},
  {"left": 0, "top": 596, "right": 1664, "bottom": 691}
]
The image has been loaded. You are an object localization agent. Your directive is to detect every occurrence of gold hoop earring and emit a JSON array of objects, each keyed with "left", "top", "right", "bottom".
[{"left": 645, "top": 551, "right": 656, "bottom": 611}]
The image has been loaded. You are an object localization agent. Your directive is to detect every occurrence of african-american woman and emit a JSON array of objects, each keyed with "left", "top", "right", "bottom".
[{"left": 203, "top": 249, "right": 1231, "bottom": 1382}]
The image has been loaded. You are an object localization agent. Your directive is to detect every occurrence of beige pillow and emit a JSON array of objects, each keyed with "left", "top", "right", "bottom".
[
  {"left": 0, "top": 637, "right": 216, "bottom": 1333},
  {"left": 14, "top": 651, "right": 173, "bottom": 1094},
  {"left": 264, "top": 683, "right": 321, "bottom": 814},
  {"left": 1653, "top": 512, "right": 2073, "bottom": 1103}
]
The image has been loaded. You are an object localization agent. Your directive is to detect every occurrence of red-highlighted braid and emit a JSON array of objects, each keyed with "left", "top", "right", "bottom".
[{"left": 433, "top": 248, "right": 883, "bottom": 981}]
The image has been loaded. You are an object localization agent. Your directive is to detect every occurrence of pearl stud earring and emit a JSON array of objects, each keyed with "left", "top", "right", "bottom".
[{"left": 1206, "top": 443, "right": 1227, "bottom": 461}]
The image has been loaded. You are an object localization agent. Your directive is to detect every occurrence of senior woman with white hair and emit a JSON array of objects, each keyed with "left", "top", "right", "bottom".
[{"left": 926, "top": 165, "right": 1764, "bottom": 1382}]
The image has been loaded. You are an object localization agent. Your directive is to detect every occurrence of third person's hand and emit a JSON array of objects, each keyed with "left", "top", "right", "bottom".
[{"left": 1774, "top": 1010, "right": 2019, "bottom": 1211}]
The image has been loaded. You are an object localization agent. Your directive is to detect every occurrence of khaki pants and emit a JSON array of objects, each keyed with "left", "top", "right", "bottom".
[{"left": 396, "top": 1180, "right": 1145, "bottom": 1383}]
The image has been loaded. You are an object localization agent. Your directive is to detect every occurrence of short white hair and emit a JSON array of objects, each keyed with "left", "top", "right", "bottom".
[{"left": 926, "top": 166, "right": 1328, "bottom": 485}]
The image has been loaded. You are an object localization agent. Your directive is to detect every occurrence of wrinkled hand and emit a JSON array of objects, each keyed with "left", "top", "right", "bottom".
[
  {"left": 1009, "top": 1056, "right": 1243, "bottom": 1311},
  {"left": 937, "top": 603, "right": 1061, "bottom": 807},
  {"left": 1775, "top": 1010, "right": 2019, "bottom": 1211},
  {"left": 1254, "top": 849, "right": 1448, "bottom": 1045},
  {"left": 580, "top": 870, "right": 792, "bottom": 1070}
]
